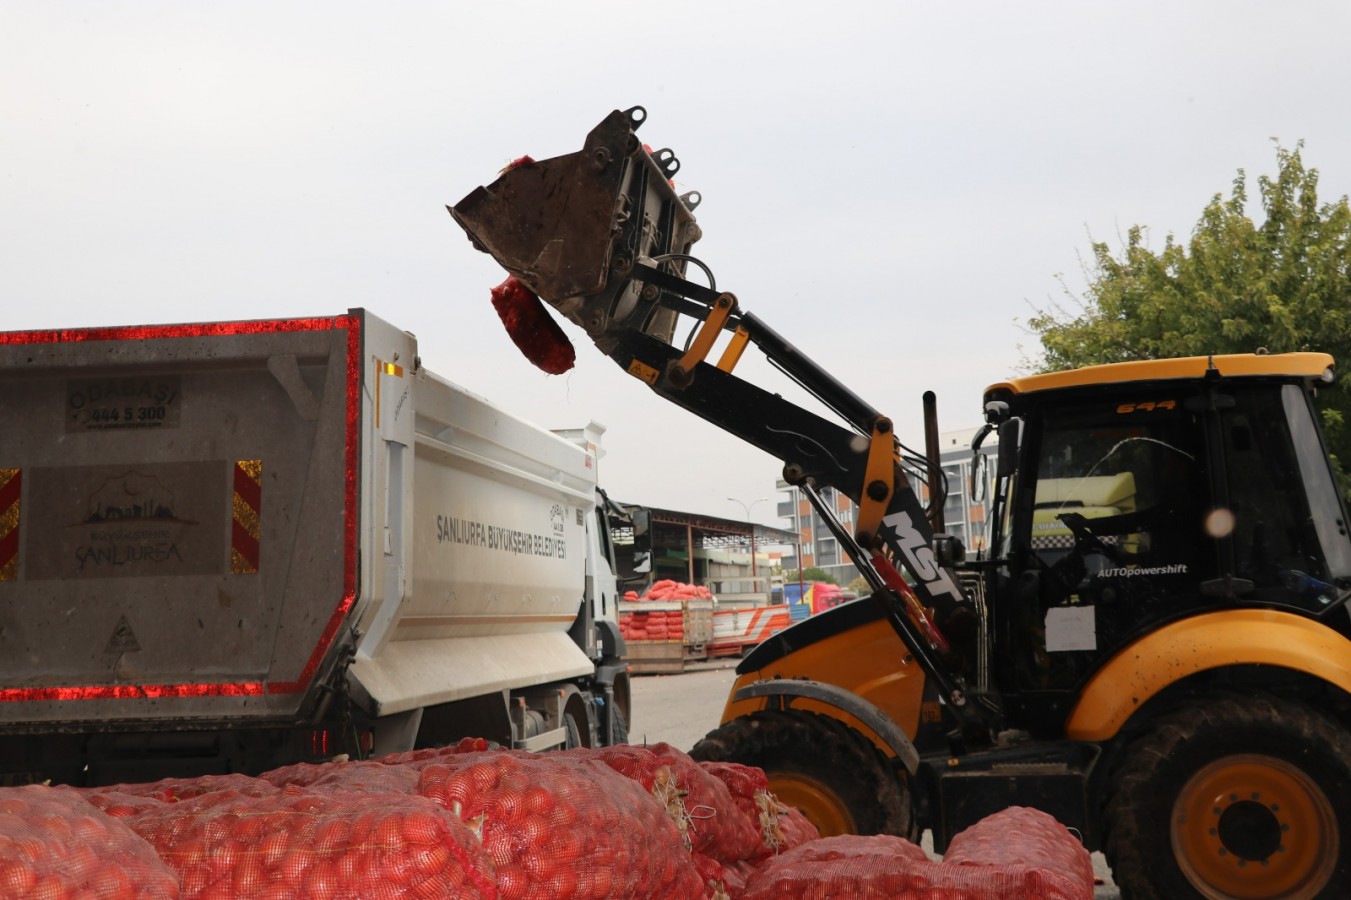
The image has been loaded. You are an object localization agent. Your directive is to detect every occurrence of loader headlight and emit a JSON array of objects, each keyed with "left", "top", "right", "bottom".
[{"left": 1321, "top": 366, "right": 1336, "bottom": 385}]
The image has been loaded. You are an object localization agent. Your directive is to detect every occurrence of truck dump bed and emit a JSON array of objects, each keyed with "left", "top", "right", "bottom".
[
  {"left": 0, "top": 314, "right": 358, "bottom": 726},
  {"left": 0, "top": 309, "right": 601, "bottom": 736}
]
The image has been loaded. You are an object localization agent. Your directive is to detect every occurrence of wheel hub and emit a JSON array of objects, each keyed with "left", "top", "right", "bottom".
[
  {"left": 1171, "top": 754, "right": 1338, "bottom": 899},
  {"left": 766, "top": 772, "right": 856, "bottom": 837},
  {"left": 1216, "top": 799, "right": 1282, "bottom": 862}
]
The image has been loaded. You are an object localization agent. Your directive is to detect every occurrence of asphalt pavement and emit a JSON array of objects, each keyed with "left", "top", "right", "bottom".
[{"left": 626, "top": 658, "right": 739, "bottom": 753}]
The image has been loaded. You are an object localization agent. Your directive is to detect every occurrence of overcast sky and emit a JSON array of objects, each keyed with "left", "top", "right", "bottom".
[{"left": 5, "top": 2, "right": 1351, "bottom": 529}]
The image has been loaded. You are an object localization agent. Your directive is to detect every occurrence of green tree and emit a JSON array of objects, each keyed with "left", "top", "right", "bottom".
[
  {"left": 1026, "top": 142, "right": 1351, "bottom": 482},
  {"left": 845, "top": 575, "right": 871, "bottom": 596},
  {"left": 783, "top": 567, "right": 839, "bottom": 585}
]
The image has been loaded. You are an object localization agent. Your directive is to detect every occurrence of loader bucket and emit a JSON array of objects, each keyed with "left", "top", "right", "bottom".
[{"left": 449, "top": 106, "right": 699, "bottom": 346}]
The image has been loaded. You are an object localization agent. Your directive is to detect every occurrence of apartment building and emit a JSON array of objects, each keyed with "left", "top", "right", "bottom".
[{"left": 776, "top": 428, "right": 997, "bottom": 585}]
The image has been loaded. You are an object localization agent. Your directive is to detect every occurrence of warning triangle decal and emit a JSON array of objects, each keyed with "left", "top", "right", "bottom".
[{"left": 105, "top": 615, "right": 141, "bottom": 654}]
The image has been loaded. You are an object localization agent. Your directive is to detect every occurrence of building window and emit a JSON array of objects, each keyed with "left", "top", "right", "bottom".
[{"left": 816, "top": 539, "right": 838, "bottom": 567}]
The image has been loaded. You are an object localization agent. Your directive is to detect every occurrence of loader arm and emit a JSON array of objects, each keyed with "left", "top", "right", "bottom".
[{"left": 449, "top": 106, "right": 990, "bottom": 735}]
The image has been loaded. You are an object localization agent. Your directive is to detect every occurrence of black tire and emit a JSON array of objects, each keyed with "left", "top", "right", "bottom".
[
  {"left": 608, "top": 697, "right": 630, "bottom": 746},
  {"left": 690, "top": 708, "right": 916, "bottom": 839},
  {"left": 1103, "top": 694, "right": 1351, "bottom": 899},
  {"left": 563, "top": 712, "right": 583, "bottom": 750}
]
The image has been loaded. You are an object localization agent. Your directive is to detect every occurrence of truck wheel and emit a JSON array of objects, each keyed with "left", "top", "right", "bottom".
[
  {"left": 1103, "top": 694, "right": 1350, "bottom": 899},
  {"left": 691, "top": 708, "right": 915, "bottom": 839},
  {"left": 564, "top": 712, "right": 583, "bottom": 749},
  {"left": 609, "top": 700, "right": 629, "bottom": 745}
]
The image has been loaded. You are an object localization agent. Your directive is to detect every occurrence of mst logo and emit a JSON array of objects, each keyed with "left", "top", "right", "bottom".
[{"left": 881, "top": 510, "right": 964, "bottom": 603}]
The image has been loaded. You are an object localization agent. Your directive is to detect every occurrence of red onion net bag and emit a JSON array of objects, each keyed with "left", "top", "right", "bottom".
[
  {"left": 255, "top": 760, "right": 334, "bottom": 790},
  {"left": 564, "top": 743, "right": 763, "bottom": 863},
  {"left": 282, "top": 759, "right": 421, "bottom": 796},
  {"left": 940, "top": 805, "right": 1094, "bottom": 899},
  {"left": 739, "top": 833, "right": 930, "bottom": 899},
  {"left": 374, "top": 737, "right": 494, "bottom": 769},
  {"left": 416, "top": 749, "right": 704, "bottom": 899},
  {"left": 85, "top": 789, "right": 173, "bottom": 821},
  {"left": 258, "top": 737, "right": 493, "bottom": 790},
  {"left": 0, "top": 783, "right": 180, "bottom": 899},
  {"left": 697, "top": 760, "right": 820, "bottom": 859},
  {"left": 99, "top": 773, "right": 278, "bottom": 802},
  {"left": 126, "top": 786, "right": 495, "bottom": 900},
  {"left": 489, "top": 275, "right": 575, "bottom": 375},
  {"left": 775, "top": 805, "right": 821, "bottom": 853},
  {"left": 743, "top": 807, "right": 1095, "bottom": 900}
]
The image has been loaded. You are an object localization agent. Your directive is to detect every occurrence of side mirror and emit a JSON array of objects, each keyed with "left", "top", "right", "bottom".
[
  {"left": 970, "top": 421, "right": 993, "bottom": 503},
  {"left": 970, "top": 451, "right": 988, "bottom": 503},
  {"left": 633, "top": 551, "right": 652, "bottom": 574}
]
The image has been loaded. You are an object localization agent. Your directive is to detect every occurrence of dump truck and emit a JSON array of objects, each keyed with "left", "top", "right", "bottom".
[
  {"left": 0, "top": 309, "right": 630, "bottom": 786},
  {"left": 449, "top": 106, "right": 1351, "bottom": 899}
]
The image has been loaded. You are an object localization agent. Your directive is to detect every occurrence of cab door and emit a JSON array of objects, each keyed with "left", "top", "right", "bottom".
[{"left": 1005, "top": 387, "right": 1217, "bottom": 706}]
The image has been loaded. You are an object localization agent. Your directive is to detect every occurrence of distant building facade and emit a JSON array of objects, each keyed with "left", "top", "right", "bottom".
[{"left": 776, "top": 428, "right": 997, "bottom": 585}]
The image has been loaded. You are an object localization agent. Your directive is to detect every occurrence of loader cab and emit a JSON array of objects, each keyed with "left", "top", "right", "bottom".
[{"left": 980, "top": 354, "right": 1351, "bottom": 732}]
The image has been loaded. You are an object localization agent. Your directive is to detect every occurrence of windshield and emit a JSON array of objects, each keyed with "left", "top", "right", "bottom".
[{"left": 1011, "top": 382, "right": 1351, "bottom": 618}]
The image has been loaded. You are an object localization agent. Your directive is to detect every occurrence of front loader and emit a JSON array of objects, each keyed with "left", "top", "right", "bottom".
[{"left": 449, "top": 106, "right": 1351, "bottom": 899}]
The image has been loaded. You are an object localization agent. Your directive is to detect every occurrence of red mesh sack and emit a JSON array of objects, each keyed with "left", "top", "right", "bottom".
[
  {"left": 775, "top": 805, "right": 821, "bottom": 853},
  {"left": 303, "top": 760, "right": 421, "bottom": 795},
  {"left": 742, "top": 821, "right": 1094, "bottom": 900},
  {"left": 416, "top": 750, "right": 704, "bottom": 899},
  {"left": 739, "top": 834, "right": 930, "bottom": 899},
  {"left": 690, "top": 853, "right": 732, "bottom": 899},
  {"left": 127, "top": 786, "right": 495, "bottom": 899},
  {"left": 718, "top": 858, "right": 758, "bottom": 897},
  {"left": 698, "top": 760, "right": 819, "bottom": 858},
  {"left": 942, "top": 805, "right": 1094, "bottom": 899},
  {"left": 915, "top": 860, "right": 1090, "bottom": 899},
  {"left": 564, "top": 743, "right": 762, "bottom": 862},
  {"left": 255, "top": 759, "right": 333, "bottom": 790},
  {"left": 489, "top": 275, "right": 575, "bottom": 375},
  {"left": 0, "top": 784, "right": 179, "bottom": 899},
  {"left": 85, "top": 789, "right": 173, "bottom": 820},
  {"left": 258, "top": 738, "right": 493, "bottom": 789},
  {"left": 102, "top": 773, "right": 277, "bottom": 802},
  {"left": 375, "top": 737, "right": 494, "bottom": 769}
]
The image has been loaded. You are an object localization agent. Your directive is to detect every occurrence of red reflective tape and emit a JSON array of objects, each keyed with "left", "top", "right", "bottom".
[
  {"left": 0, "top": 315, "right": 355, "bottom": 346},
  {"left": 0, "top": 682, "right": 266, "bottom": 702},
  {"left": 0, "top": 469, "right": 18, "bottom": 580},
  {"left": 266, "top": 592, "right": 357, "bottom": 694},
  {"left": 231, "top": 520, "right": 260, "bottom": 567},
  {"left": 232, "top": 460, "right": 262, "bottom": 574},
  {"left": 0, "top": 529, "right": 17, "bottom": 577},
  {"left": 233, "top": 464, "right": 261, "bottom": 510},
  {"left": 343, "top": 318, "right": 359, "bottom": 600},
  {"left": 0, "top": 469, "right": 19, "bottom": 511},
  {"left": 269, "top": 316, "right": 361, "bottom": 695}
]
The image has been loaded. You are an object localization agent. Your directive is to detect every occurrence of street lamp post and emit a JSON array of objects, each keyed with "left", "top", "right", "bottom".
[{"left": 728, "top": 496, "right": 768, "bottom": 588}]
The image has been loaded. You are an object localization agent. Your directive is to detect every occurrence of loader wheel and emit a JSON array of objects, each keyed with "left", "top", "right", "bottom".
[
  {"left": 690, "top": 708, "right": 915, "bottom": 839},
  {"left": 1103, "top": 694, "right": 1350, "bottom": 899}
]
